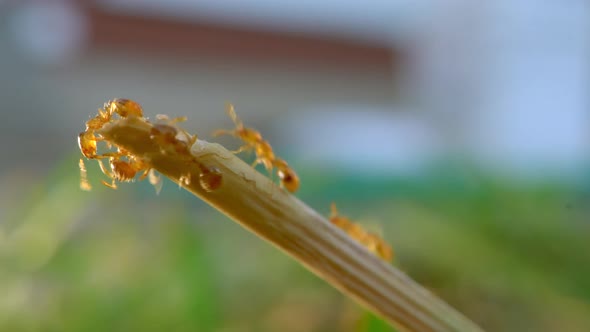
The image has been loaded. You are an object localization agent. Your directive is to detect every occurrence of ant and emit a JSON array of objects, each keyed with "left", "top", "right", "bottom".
[
  {"left": 150, "top": 114, "right": 195, "bottom": 155},
  {"left": 78, "top": 98, "right": 144, "bottom": 160},
  {"left": 329, "top": 203, "right": 394, "bottom": 262},
  {"left": 150, "top": 120, "right": 222, "bottom": 192},
  {"left": 98, "top": 153, "right": 159, "bottom": 191},
  {"left": 78, "top": 99, "right": 158, "bottom": 191},
  {"left": 213, "top": 103, "right": 299, "bottom": 192}
]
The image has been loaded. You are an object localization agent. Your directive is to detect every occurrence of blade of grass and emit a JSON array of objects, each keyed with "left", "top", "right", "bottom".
[{"left": 98, "top": 116, "right": 484, "bottom": 332}]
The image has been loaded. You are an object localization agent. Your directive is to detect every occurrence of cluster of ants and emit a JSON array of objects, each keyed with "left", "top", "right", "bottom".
[
  {"left": 78, "top": 100, "right": 299, "bottom": 193},
  {"left": 78, "top": 99, "right": 392, "bottom": 262},
  {"left": 77, "top": 99, "right": 222, "bottom": 193}
]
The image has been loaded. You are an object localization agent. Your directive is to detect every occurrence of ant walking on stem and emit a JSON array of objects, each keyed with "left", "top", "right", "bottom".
[
  {"left": 329, "top": 203, "right": 394, "bottom": 262},
  {"left": 213, "top": 103, "right": 300, "bottom": 193},
  {"left": 149, "top": 119, "right": 222, "bottom": 192}
]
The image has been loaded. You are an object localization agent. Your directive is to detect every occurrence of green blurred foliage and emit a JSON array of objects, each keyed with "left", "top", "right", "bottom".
[{"left": 1, "top": 155, "right": 589, "bottom": 331}]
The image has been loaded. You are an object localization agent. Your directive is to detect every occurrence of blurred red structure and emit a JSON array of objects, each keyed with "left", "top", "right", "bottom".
[{"left": 85, "top": 5, "right": 400, "bottom": 71}]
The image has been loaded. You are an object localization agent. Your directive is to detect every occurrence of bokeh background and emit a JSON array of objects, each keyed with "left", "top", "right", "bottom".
[{"left": 1, "top": 1, "right": 590, "bottom": 331}]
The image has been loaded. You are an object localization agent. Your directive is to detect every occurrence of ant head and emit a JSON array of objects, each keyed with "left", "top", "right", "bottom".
[{"left": 78, "top": 132, "right": 97, "bottom": 158}]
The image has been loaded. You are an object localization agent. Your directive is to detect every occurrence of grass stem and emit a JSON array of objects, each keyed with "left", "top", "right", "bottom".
[{"left": 98, "top": 116, "right": 484, "bottom": 332}]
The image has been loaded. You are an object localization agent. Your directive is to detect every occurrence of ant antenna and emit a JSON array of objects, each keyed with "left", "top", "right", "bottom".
[{"left": 225, "top": 103, "right": 243, "bottom": 128}]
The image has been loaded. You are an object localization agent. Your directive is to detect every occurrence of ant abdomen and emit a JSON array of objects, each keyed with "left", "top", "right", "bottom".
[
  {"left": 199, "top": 167, "right": 223, "bottom": 192},
  {"left": 106, "top": 98, "right": 144, "bottom": 118},
  {"left": 110, "top": 159, "right": 137, "bottom": 181}
]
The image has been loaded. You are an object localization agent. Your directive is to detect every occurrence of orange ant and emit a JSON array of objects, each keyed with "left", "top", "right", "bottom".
[
  {"left": 213, "top": 103, "right": 299, "bottom": 192},
  {"left": 329, "top": 203, "right": 394, "bottom": 262},
  {"left": 78, "top": 98, "right": 145, "bottom": 159},
  {"left": 78, "top": 99, "right": 145, "bottom": 159},
  {"left": 83, "top": 98, "right": 144, "bottom": 134},
  {"left": 150, "top": 114, "right": 195, "bottom": 155},
  {"left": 78, "top": 99, "right": 157, "bottom": 190},
  {"left": 98, "top": 153, "right": 158, "bottom": 191},
  {"left": 150, "top": 120, "right": 222, "bottom": 192}
]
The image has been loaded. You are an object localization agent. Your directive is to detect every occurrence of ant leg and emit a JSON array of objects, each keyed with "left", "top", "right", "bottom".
[
  {"left": 212, "top": 129, "right": 235, "bottom": 137},
  {"left": 177, "top": 128, "right": 197, "bottom": 146},
  {"left": 230, "top": 145, "right": 251, "bottom": 154},
  {"left": 251, "top": 159, "right": 276, "bottom": 184},
  {"left": 101, "top": 179, "right": 118, "bottom": 189},
  {"left": 186, "top": 133, "right": 197, "bottom": 146},
  {"left": 225, "top": 103, "right": 243, "bottom": 128},
  {"left": 250, "top": 158, "right": 273, "bottom": 174},
  {"left": 169, "top": 116, "right": 187, "bottom": 124},
  {"left": 262, "top": 159, "right": 273, "bottom": 174},
  {"left": 138, "top": 168, "right": 150, "bottom": 181},
  {"left": 156, "top": 114, "right": 187, "bottom": 124},
  {"left": 96, "top": 159, "right": 113, "bottom": 178},
  {"left": 88, "top": 152, "right": 119, "bottom": 160},
  {"left": 155, "top": 114, "right": 169, "bottom": 121},
  {"left": 96, "top": 159, "right": 118, "bottom": 189}
]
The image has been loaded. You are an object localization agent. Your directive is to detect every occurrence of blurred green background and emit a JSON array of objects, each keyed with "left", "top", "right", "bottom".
[
  {"left": 3, "top": 159, "right": 590, "bottom": 331},
  {"left": 1, "top": 1, "right": 590, "bottom": 332}
]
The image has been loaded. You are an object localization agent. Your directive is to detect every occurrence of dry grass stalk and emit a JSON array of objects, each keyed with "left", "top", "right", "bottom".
[{"left": 97, "top": 116, "right": 484, "bottom": 332}]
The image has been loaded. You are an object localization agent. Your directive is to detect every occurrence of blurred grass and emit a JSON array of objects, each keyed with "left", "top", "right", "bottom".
[{"left": 1, "top": 154, "right": 589, "bottom": 331}]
